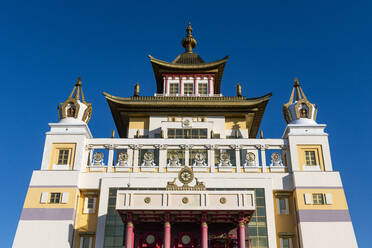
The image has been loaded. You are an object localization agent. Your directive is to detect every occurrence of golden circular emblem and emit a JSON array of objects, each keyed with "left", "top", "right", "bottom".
[
  {"left": 144, "top": 197, "right": 151, "bottom": 204},
  {"left": 178, "top": 167, "right": 194, "bottom": 184},
  {"left": 182, "top": 197, "right": 189, "bottom": 204},
  {"left": 220, "top": 197, "right": 227, "bottom": 204}
]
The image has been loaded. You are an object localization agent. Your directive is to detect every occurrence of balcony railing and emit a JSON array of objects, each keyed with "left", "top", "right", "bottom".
[{"left": 85, "top": 138, "right": 288, "bottom": 173}]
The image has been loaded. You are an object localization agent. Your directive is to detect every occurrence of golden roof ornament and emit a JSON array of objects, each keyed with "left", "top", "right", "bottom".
[
  {"left": 236, "top": 83, "right": 242, "bottom": 97},
  {"left": 134, "top": 83, "right": 140, "bottom": 97},
  {"left": 182, "top": 22, "right": 197, "bottom": 53},
  {"left": 283, "top": 78, "right": 317, "bottom": 125},
  {"left": 166, "top": 166, "right": 206, "bottom": 191},
  {"left": 58, "top": 77, "right": 92, "bottom": 124}
]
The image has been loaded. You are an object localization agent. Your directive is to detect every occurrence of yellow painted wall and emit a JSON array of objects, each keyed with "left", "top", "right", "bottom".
[
  {"left": 128, "top": 116, "right": 149, "bottom": 129},
  {"left": 48, "top": 143, "right": 76, "bottom": 170},
  {"left": 273, "top": 192, "right": 298, "bottom": 248},
  {"left": 294, "top": 188, "right": 348, "bottom": 210},
  {"left": 74, "top": 190, "right": 99, "bottom": 248},
  {"left": 23, "top": 187, "right": 78, "bottom": 209},
  {"left": 225, "top": 117, "right": 247, "bottom": 130},
  {"left": 296, "top": 145, "right": 325, "bottom": 171}
]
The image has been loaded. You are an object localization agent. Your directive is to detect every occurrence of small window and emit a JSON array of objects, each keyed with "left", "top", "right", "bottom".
[
  {"left": 184, "top": 83, "right": 194, "bottom": 94},
  {"left": 280, "top": 238, "right": 291, "bottom": 248},
  {"left": 278, "top": 198, "right": 289, "bottom": 215},
  {"left": 50, "top": 192, "right": 61, "bottom": 204},
  {"left": 57, "top": 149, "right": 70, "bottom": 165},
  {"left": 87, "top": 198, "right": 95, "bottom": 209},
  {"left": 169, "top": 83, "right": 179, "bottom": 95},
  {"left": 80, "top": 236, "right": 92, "bottom": 248},
  {"left": 84, "top": 197, "right": 96, "bottom": 214},
  {"left": 198, "top": 83, "right": 208, "bottom": 94},
  {"left": 305, "top": 151, "right": 316, "bottom": 166},
  {"left": 312, "top": 193, "right": 325, "bottom": 205}
]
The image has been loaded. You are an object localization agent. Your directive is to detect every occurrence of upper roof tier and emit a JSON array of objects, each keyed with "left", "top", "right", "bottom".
[{"left": 149, "top": 23, "right": 228, "bottom": 94}]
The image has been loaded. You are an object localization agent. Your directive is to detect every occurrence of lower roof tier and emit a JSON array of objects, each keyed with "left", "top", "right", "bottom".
[{"left": 103, "top": 93, "right": 272, "bottom": 138}]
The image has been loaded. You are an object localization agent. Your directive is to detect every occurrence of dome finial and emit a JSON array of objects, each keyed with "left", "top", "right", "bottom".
[
  {"left": 182, "top": 22, "right": 197, "bottom": 53},
  {"left": 58, "top": 77, "right": 92, "bottom": 123},
  {"left": 283, "top": 78, "right": 317, "bottom": 125}
]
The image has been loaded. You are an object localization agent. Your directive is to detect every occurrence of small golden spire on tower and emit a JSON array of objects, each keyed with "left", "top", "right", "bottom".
[
  {"left": 236, "top": 83, "right": 242, "bottom": 97},
  {"left": 182, "top": 22, "right": 197, "bottom": 53},
  {"left": 134, "top": 83, "right": 140, "bottom": 96}
]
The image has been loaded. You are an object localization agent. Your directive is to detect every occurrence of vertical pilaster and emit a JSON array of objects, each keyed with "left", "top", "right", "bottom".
[
  {"left": 184, "top": 145, "right": 190, "bottom": 166},
  {"left": 194, "top": 75, "right": 198, "bottom": 95},
  {"left": 257, "top": 145, "right": 267, "bottom": 172},
  {"left": 159, "top": 145, "right": 167, "bottom": 172},
  {"left": 235, "top": 146, "right": 241, "bottom": 172},
  {"left": 106, "top": 145, "right": 115, "bottom": 173},
  {"left": 180, "top": 76, "right": 184, "bottom": 95},
  {"left": 210, "top": 146, "right": 215, "bottom": 172},
  {"left": 132, "top": 145, "right": 139, "bottom": 172}
]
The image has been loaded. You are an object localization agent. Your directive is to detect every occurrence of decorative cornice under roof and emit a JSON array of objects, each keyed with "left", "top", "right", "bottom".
[{"left": 103, "top": 92, "right": 272, "bottom": 138}]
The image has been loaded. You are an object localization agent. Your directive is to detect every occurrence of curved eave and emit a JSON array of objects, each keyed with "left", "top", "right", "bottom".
[
  {"left": 103, "top": 92, "right": 271, "bottom": 138},
  {"left": 103, "top": 92, "right": 271, "bottom": 106},
  {"left": 148, "top": 54, "right": 228, "bottom": 94},
  {"left": 148, "top": 54, "right": 229, "bottom": 69}
]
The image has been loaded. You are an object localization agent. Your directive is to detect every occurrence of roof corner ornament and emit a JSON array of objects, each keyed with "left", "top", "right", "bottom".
[
  {"left": 236, "top": 83, "right": 242, "bottom": 97},
  {"left": 58, "top": 77, "right": 92, "bottom": 123},
  {"left": 182, "top": 22, "right": 197, "bottom": 53},
  {"left": 134, "top": 83, "right": 140, "bottom": 97},
  {"left": 283, "top": 77, "right": 317, "bottom": 125}
]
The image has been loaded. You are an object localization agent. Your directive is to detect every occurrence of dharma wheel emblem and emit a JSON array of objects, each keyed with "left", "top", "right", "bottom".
[
  {"left": 179, "top": 167, "right": 194, "bottom": 184},
  {"left": 271, "top": 152, "right": 281, "bottom": 162},
  {"left": 118, "top": 152, "right": 128, "bottom": 161},
  {"left": 93, "top": 152, "right": 104, "bottom": 165},
  {"left": 246, "top": 152, "right": 255, "bottom": 162}
]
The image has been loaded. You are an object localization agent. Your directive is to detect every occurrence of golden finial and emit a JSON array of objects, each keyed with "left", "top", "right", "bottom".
[
  {"left": 134, "top": 83, "right": 140, "bottom": 96},
  {"left": 294, "top": 77, "right": 300, "bottom": 87},
  {"left": 260, "top": 130, "right": 264, "bottom": 139},
  {"left": 76, "top": 77, "right": 82, "bottom": 87},
  {"left": 111, "top": 129, "right": 115, "bottom": 138},
  {"left": 182, "top": 22, "right": 197, "bottom": 53},
  {"left": 236, "top": 83, "right": 242, "bottom": 97}
]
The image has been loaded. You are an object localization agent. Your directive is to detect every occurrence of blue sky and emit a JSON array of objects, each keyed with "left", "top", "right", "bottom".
[{"left": 1, "top": 0, "right": 370, "bottom": 247}]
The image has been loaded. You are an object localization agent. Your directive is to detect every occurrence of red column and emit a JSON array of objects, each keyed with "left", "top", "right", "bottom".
[
  {"left": 126, "top": 214, "right": 134, "bottom": 248},
  {"left": 238, "top": 218, "right": 246, "bottom": 248},
  {"left": 164, "top": 213, "right": 171, "bottom": 248},
  {"left": 201, "top": 213, "right": 208, "bottom": 248}
]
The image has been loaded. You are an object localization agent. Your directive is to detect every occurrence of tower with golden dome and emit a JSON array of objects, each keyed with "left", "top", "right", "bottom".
[{"left": 13, "top": 24, "right": 357, "bottom": 248}]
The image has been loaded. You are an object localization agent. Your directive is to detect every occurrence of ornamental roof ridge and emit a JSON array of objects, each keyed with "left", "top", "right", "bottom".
[{"left": 103, "top": 92, "right": 272, "bottom": 103}]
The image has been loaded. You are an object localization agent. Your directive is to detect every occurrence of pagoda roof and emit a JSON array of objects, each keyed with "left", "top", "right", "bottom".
[
  {"left": 103, "top": 92, "right": 272, "bottom": 138},
  {"left": 149, "top": 54, "right": 228, "bottom": 94}
]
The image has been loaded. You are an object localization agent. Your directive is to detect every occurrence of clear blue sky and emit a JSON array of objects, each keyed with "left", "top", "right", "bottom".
[{"left": 1, "top": 0, "right": 370, "bottom": 247}]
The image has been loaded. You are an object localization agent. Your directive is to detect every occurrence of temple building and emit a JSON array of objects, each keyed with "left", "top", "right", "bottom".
[{"left": 13, "top": 24, "right": 357, "bottom": 248}]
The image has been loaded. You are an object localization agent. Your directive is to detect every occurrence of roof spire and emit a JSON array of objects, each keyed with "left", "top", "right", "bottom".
[
  {"left": 58, "top": 77, "right": 92, "bottom": 123},
  {"left": 283, "top": 77, "right": 317, "bottom": 124},
  {"left": 182, "top": 22, "right": 197, "bottom": 53},
  {"left": 68, "top": 77, "right": 86, "bottom": 102}
]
